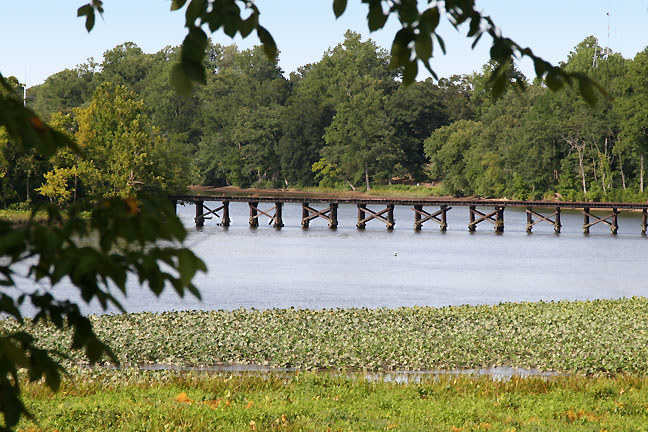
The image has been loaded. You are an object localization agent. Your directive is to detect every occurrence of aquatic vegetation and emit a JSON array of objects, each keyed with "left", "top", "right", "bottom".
[{"left": 3, "top": 297, "right": 648, "bottom": 374}]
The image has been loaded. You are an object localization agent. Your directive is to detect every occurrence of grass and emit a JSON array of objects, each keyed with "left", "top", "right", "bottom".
[
  {"left": 0, "top": 209, "right": 36, "bottom": 224},
  {"left": 4, "top": 298, "right": 648, "bottom": 375},
  {"left": 17, "top": 370, "right": 648, "bottom": 431}
]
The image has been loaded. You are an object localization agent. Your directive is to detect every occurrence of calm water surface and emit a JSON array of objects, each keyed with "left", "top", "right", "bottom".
[{"left": 13, "top": 202, "right": 648, "bottom": 314}]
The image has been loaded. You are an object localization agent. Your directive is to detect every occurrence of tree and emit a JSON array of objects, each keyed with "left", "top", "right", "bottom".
[
  {"left": 322, "top": 78, "right": 395, "bottom": 190},
  {"left": 386, "top": 79, "right": 452, "bottom": 180},
  {"left": 194, "top": 44, "right": 288, "bottom": 187},
  {"left": 74, "top": 82, "right": 187, "bottom": 197},
  {"left": 29, "top": 62, "right": 98, "bottom": 119}
]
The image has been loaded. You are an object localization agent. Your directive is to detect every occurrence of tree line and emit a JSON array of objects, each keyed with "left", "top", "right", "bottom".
[{"left": 2, "top": 32, "right": 647, "bottom": 207}]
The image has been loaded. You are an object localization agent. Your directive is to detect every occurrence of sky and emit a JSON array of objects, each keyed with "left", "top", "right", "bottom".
[{"left": 0, "top": 1, "right": 647, "bottom": 87}]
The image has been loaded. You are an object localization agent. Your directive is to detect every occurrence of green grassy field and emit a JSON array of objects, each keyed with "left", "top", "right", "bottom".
[{"left": 17, "top": 370, "right": 648, "bottom": 431}]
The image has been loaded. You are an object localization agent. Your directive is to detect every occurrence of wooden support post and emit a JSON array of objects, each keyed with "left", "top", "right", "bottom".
[
  {"left": 172, "top": 199, "right": 178, "bottom": 215},
  {"left": 583, "top": 207, "right": 590, "bottom": 234},
  {"left": 611, "top": 208, "right": 618, "bottom": 235},
  {"left": 554, "top": 208, "right": 561, "bottom": 233},
  {"left": 440, "top": 205, "right": 448, "bottom": 231},
  {"left": 273, "top": 202, "right": 284, "bottom": 228},
  {"left": 357, "top": 204, "right": 366, "bottom": 229},
  {"left": 195, "top": 200, "right": 204, "bottom": 228},
  {"left": 495, "top": 206, "right": 504, "bottom": 233},
  {"left": 249, "top": 202, "right": 258, "bottom": 228},
  {"left": 469, "top": 206, "right": 476, "bottom": 232},
  {"left": 329, "top": 203, "right": 338, "bottom": 229},
  {"left": 526, "top": 207, "right": 533, "bottom": 233},
  {"left": 413, "top": 205, "right": 422, "bottom": 230},
  {"left": 221, "top": 201, "right": 230, "bottom": 227},
  {"left": 642, "top": 209, "right": 647, "bottom": 236},
  {"left": 386, "top": 204, "right": 395, "bottom": 230},
  {"left": 301, "top": 203, "right": 310, "bottom": 228}
]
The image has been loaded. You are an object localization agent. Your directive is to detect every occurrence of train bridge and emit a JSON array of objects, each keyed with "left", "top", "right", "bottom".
[{"left": 171, "top": 194, "right": 648, "bottom": 235}]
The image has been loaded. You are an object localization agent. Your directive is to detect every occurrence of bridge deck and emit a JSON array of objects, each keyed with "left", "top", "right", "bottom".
[
  {"left": 170, "top": 194, "right": 648, "bottom": 234},
  {"left": 171, "top": 194, "right": 648, "bottom": 210}
]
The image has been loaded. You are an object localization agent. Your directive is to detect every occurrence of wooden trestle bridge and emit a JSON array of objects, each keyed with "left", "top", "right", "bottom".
[{"left": 171, "top": 195, "right": 648, "bottom": 235}]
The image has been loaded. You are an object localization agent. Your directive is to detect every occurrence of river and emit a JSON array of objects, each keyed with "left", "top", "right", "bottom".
[{"left": 11, "top": 201, "right": 648, "bottom": 315}]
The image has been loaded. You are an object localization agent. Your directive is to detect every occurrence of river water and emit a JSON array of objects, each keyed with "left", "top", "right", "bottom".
[{"left": 11, "top": 202, "right": 648, "bottom": 315}]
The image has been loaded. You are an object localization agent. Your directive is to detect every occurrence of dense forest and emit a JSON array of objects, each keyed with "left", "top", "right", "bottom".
[{"left": 1, "top": 32, "right": 647, "bottom": 208}]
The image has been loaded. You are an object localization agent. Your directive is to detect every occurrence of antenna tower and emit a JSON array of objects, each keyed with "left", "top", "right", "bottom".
[{"left": 605, "top": 0, "right": 611, "bottom": 59}]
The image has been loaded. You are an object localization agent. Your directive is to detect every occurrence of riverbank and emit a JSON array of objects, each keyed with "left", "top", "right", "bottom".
[
  {"left": 5, "top": 298, "right": 648, "bottom": 375},
  {"left": 190, "top": 184, "right": 447, "bottom": 200},
  {"left": 18, "top": 370, "right": 648, "bottom": 431},
  {"left": 189, "top": 185, "right": 648, "bottom": 205}
]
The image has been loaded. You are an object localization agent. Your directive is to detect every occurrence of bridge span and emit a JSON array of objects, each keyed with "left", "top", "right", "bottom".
[{"left": 171, "top": 194, "right": 648, "bottom": 235}]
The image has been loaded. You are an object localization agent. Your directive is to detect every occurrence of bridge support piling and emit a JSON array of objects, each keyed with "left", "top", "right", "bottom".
[
  {"left": 249, "top": 202, "right": 258, "bottom": 228},
  {"left": 469, "top": 206, "right": 501, "bottom": 232},
  {"left": 611, "top": 208, "right": 618, "bottom": 234},
  {"left": 357, "top": 204, "right": 395, "bottom": 229},
  {"left": 195, "top": 200, "right": 204, "bottom": 228},
  {"left": 583, "top": 208, "right": 590, "bottom": 234},
  {"left": 172, "top": 199, "right": 178, "bottom": 215},
  {"left": 414, "top": 205, "right": 422, "bottom": 230},
  {"left": 441, "top": 206, "right": 448, "bottom": 231},
  {"left": 329, "top": 203, "right": 338, "bottom": 229},
  {"left": 525, "top": 207, "right": 561, "bottom": 234},
  {"left": 413, "top": 205, "right": 450, "bottom": 231},
  {"left": 495, "top": 206, "right": 505, "bottom": 233},
  {"left": 221, "top": 201, "right": 230, "bottom": 227},
  {"left": 387, "top": 205, "right": 395, "bottom": 230},
  {"left": 642, "top": 209, "right": 647, "bottom": 235},
  {"left": 357, "top": 205, "right": 367, "bottom": 229},
  {"left": 273, "top": 202, "right": 284, "bottom": 228},
  {"left": 301, "top": 203, "right": 310, "bottom": 228},
  {"left": 469, "top": 206, "right": 476, "bottom": 232}
]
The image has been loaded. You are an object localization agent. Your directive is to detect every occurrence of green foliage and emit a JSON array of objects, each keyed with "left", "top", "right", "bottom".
[
  {"left": 311, "top": 157, "right": 342, "bottom": 188},
  {"left": 35, "top": 167, "right": 77, "bottom": 206}
]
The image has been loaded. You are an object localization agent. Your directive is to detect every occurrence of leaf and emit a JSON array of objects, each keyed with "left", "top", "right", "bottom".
[
  {"left": 415, "top": 33, "right": 433, "bottom": 61},
  {"left": 420, "top": 7, "right": 440, "bottom": 32},
  {"left": 471, "top": 32, "right": 483, "bottom": 49},
  {"left": 333, "top": 0, "right": 347, "bottom": 18},
  {"left": 402, "top": 60, "right": 418, "bottom": 85},
  {"left": 545, "top": 71, "right": 564, "bottom": 91},
  {"left": 367, "top": 1, "right": 388, "bottom": 31},
  {"left": 467, "top": 16, "right": 481, "bottom": 37},
  {"left": 390, "top": 28, "right": 413, "bottom": 68},
  {"left": 577, "top": 76, "right": 599, "bottom": 106},
  {"left": 77, "top": 4, "right": 95, "bottom": 32},
  {"left": 533, "top": 59, "right": 548, "bottom": 77},
  {"left": 489, "top": 39, "right": 511, "bottom": 62},
  {"left": 257, "top": 26, "right": 277, "bottom": 59},
  {"left": 435, "top": 34, "right": 446, "bottom": 55},
  {"left": 171, "top": 0, "right": 188, "bottom": 11},
  {"left": 398, "top": 0, "right": 419, "bottom": 24}
]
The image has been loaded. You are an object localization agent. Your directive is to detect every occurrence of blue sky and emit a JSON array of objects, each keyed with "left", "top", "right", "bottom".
[{"left": 0, "top": 1, "right": 646, "bottom": 86}]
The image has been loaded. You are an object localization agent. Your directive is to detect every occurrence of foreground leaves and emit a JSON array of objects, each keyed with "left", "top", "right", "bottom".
[
  {"left": 0, "top": 196, "right": 205, "bottom": 429},
  {"left": 5, "top": 298, "right": 648, "bottom": 375}
]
